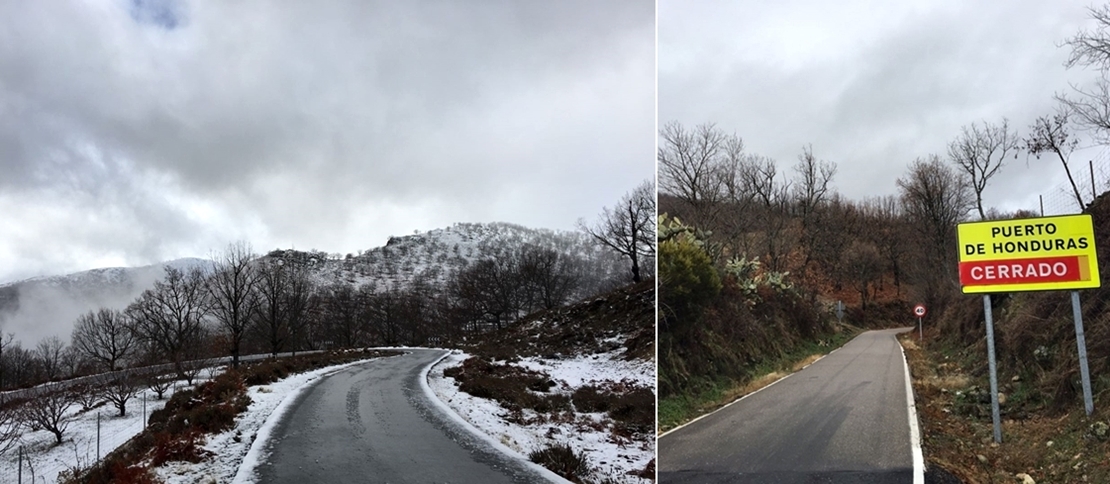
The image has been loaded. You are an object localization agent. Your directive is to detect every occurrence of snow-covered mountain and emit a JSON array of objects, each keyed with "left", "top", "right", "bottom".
[
  {"left": 266, "top": 222, "right": 626, "bottom": 292},
  {"left": 0, "top": 222, "right": 628, "bottom": 347},
  {"left": 0, "top": 258, "right": 212, "bottom": 347}
]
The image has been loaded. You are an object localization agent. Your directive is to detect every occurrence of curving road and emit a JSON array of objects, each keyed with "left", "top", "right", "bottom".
[
  {"left": 253, "top": 348, "right": 558, "bottom": 483},
  {"left": 659, "top": 328, "right": 920, "bottom": 484}
]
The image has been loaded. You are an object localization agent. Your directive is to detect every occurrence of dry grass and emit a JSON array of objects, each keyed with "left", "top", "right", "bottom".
[
  {"left": 792, "top": 354, "right": 824, "bottom": 371},
  {"left": 900, "top": 333, "right": 1110, "bottom": 483}
]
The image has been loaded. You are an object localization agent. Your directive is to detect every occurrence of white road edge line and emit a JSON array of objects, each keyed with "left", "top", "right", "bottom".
[
  {"left": 658, "top": 352, "right": 831, "bottom": 440},
  {"left": 899, "top": 341, "right": 926, "bottom": 484},
  {"left": 420, "top": 350, "right": 574, "bottom": 484}
]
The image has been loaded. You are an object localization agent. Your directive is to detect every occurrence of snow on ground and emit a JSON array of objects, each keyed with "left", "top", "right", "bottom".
[
  {"left": 154, "top": 359, "right": 372, "bottom": 484},
  {"left": 0, "top": 382, "right": 185, "bottom": 484},
  {"left": 428, "top": 351, "right": 655, "bottom": 484}
]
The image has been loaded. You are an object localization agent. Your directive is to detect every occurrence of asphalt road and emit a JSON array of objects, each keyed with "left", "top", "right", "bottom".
[
  {"left": 254, "top": 348, "right": 557, "bottom": 484},
  {"left": 659, "top": 328, "right": 917, "bottom": 484}
]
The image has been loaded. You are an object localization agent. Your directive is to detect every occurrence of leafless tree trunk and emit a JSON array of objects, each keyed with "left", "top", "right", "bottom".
[
  {"left": 0, "top": 395, "right": 21, "bottom": 454},
  {"left": 1025, "top": 113, "right": 1085, "bottom": 210},
  {"left": 897, "top": 155, "right": 974, "bottom": 301},
  {"left": 146, "top": 373, "right": 173, "bottom": 400},
  {"left": 284, "top": 262, "right": 315, "bottom": 354},
  {"left": 71, "top": 308, "right": 137, "bottom": 372},
  {"left": 97, "top": 373, "right": 140, "bottom": 417},
  {"left": 578, "top": 179, "right": 656, "bottom": 283},
  {"left": 35, "top": 336, "right": 67, "bottom": 381},
  {"left": 1057, "top": 6, "right": 1110, "bottom": 142},
  {"left": 947, "top": 119, "right": 1019, "bottom": 220},
  {"left": 207, "top": 242, "right": 261, "bottom": 368},
  {"left": 255, "top": 258, "right": 290, "bottom": 356},
  {"left": 21, "top": 388, "right": 77, "bottom": 445},
  {"left": 127, "top": 266, "right": 210, "bottom": 382},
  {"left": 658, "top": 121, "right": 741, "bottom": 226},
  {"left": 793, "top": 144, "right": 837, "bottom": 221}
]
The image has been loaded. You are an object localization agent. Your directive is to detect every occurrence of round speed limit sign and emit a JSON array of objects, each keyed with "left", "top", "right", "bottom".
[{"left": 913, "top": 304, "right": 927, "bottom": 317}]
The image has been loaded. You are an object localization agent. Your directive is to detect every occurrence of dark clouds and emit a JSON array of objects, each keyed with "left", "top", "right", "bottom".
[
  {"left": 0, "top": 0, "right": 655, "bottom": 283},
  {"left": 660, "top": 0, "right": 1105, "bottom": 216}
]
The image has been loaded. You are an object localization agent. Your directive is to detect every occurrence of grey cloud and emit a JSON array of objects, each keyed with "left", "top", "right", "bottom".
[
  {"left": 660, "top": 0, "right": 1099, "bottom": 210},
  {"left": 0, "top": 0, "right": 654, "bottom": 283}
]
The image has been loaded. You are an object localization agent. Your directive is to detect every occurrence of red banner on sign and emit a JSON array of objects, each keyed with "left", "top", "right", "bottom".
[{"left": 959, "top": 255, "right": 1089, "bottom": 287}]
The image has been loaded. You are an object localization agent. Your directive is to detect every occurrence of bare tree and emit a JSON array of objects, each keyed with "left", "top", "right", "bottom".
[
  {"left": 947, "top": 119, "right": 1019, "bottom": 220},
  {"left": 1057, "top": 5, "right": 1110, "bottom": 141},
  {"left": 578, "top": 180, "right": 656, "bottom": 283},
  {"left": 21, "top": 388, "right": 77, "bottom": 445},
  {"left": 97, "top": 373, "right": 141, "bottom": 417},
  {"left": 657, "top": 121, "right": 742, "bottom": 225},
  {"left": 255, "top": 258, "right": 290, "bottom": 356},
  {"left": 897, "top": 155, "right": 974, "bottom": 299},
  {"left": 0, "top": 396, "right": 20, "bottom": 454},
  {"left": 516, "top": 244, "right": 580, "bottom": 311},
  {"left": 71, "top": 308, "right": 137, "bottom": 372},
  {"left": 284, "top": 262, "right": 316, "bottom": 354},
  {"left": 146, "top": 373, "right": 173, "bottom": 400},
  {"left": 449, "top": 257, "right": 523, "bottom": 331},
  {"left": 128, "top": 266, "right": 210, "bottom": 381},
  {"left": 792, "top": 144, "right": 837, "bottom": 221},
  {"left": 207, "top": 242, "right": 261, "bottom": 368},
  {"left": 35, "top": 336, "right": 67, "bottom": 381},
  {"left": 841, "top": 241, "right": 883, "bottom": 309},
  {"left": 1025, "top": 112, "right": 1086, "bottom": 209}
]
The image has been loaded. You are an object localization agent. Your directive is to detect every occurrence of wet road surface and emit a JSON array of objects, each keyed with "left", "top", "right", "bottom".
[
  {"left": 659, "top": 328, "right": 918, "bottom": 483},
  {"left": 255, "top": 349, "right": 557, "bottom": 483}
]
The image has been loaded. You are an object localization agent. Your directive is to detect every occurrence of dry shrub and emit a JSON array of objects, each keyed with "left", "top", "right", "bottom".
[
  {"left": 446, "top": 357, "right": 569, "bottom": 412},
  {"left": 572, "top": 383, "right": 653, "bottom": 436},
  {"left": 529, "top": 443, "right": 591, "bottom": 483},
  {"left": 150, "top": 429, "right": 213, "bottom": 466},
  {"left": 76, "top": 461, "right": 161, "bottom": 484}
]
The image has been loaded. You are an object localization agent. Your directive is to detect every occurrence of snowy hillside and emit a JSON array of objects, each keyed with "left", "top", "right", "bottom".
[
  {"left": 264, "top": 222, "right": 626, "bottom": 293},
  {"left": 0, "top": 223, "right": 627, "bottom": 346},
  {"left": 0, "top": 258, "right": 212, "bottom": 346}
]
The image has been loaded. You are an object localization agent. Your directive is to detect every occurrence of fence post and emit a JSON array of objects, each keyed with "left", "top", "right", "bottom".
[
  {"left": 17, "top": 445, "right": 21, "bottom": 484},
  {"left": 97, "top": 412, "right": 101, "bottom": 464}
]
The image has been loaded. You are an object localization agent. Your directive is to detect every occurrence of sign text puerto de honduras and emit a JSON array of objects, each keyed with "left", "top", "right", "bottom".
[{"left": 957, "top": 214, "right": 1100, "bottom": 293}]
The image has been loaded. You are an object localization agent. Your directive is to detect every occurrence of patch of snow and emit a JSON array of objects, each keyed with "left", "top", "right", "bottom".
[
  {"left": 428, "top": 351, "right": 654, "bottom": 484},
  {"left": 0, "top": 384, "right": 185, "bottom": 484},
  {"left": 154, "top": 359, "right": 375, "bottom": 484}
]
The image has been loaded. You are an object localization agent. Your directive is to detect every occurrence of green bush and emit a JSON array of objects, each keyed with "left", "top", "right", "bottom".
[{"left": 659, "top": 236, "right": 721, "bottom": 327}]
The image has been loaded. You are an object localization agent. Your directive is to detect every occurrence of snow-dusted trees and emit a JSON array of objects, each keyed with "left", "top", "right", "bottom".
[
  {"left": 96, "top": 373, "right": 141, "bottom": 417},
  {"left": 71, "top": 308, "right": 137, "bottom": 372},
  {"left": 21, "top": 388, "right": 77, "bottom": 445},
  {"left": 579, "top": 179, "right": 656, "bottom": 283},
  {"left": 207, "top": 242, "right": 260, "bottom": 368},
  {"left": 128, "top": 266, "right": 210, "bottom": 382}
]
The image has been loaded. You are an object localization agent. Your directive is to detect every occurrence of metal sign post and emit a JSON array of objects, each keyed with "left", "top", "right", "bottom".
[
  {"left": 958, "top": 214, "right": 1102, "bottom": 425},
  {"left": 1072, "top": 290, "right": 1095, "bottom": 415},
  {"left": 836, "top": 300, "right": 844, "bottom": 324},
  {"left": 913, "top": 304, "right": 927, "bottom": 341},
  {"left": 983, "top": 295, "right": 1002, "bottom": 443}
]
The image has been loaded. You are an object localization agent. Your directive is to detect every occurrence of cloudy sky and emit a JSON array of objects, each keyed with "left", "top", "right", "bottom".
[
  {"left": 660, "top": 0, "right": 1110, "bottom": 217},
  {"left": 0, "top": 0, "right": 655, "bottom": 284}
]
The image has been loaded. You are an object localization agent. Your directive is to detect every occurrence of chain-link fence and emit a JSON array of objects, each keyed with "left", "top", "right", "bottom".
[
  {"left": 1037, "top": 150, "right": 1110, "bottom": 216},
  {"left": 0, "top": 387, "right": 175, "bottom": 484}
]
